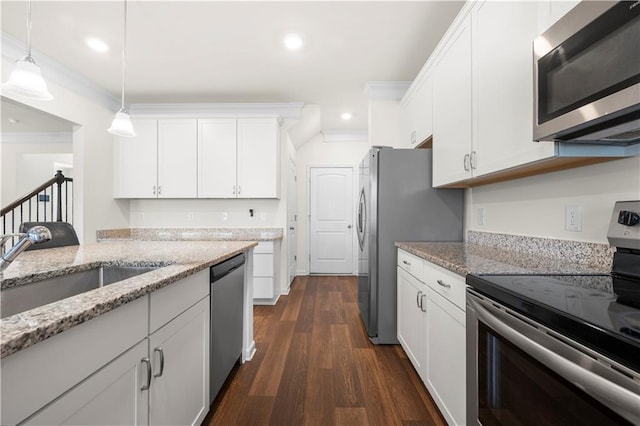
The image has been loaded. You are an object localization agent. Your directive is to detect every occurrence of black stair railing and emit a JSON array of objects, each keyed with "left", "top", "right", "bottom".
[{"left": 1, "top": 171, "right": 73, "bottom": 244}]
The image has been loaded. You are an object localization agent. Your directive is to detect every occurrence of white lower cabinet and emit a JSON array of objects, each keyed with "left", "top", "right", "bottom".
[
  {"left": 426, "top": 288, "right": 466, "bottom": 426},
  {"left": 396, "top": 248, "right": 466, "bottom": 426},
  {"left": 149, "top": 297, "right": 210, "bottom": 426},
  {"left": 1, "top": 270, "right": 211, "bottom": 426},
  {"left": 25, "top": 339, "right": 149, "bottom": 426},
  {"left": 397, "top": 267, "right": 427, "bottom": 381},
  {"left": 252, "top": 241, "right": 281, "bottom": 305}
]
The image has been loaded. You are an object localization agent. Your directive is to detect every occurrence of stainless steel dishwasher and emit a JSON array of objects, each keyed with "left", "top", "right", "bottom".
[{"left": 210, "top": 253, "right": 245, "bottom": 404}]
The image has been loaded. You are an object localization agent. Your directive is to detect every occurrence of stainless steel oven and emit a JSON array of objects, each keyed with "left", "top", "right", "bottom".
[
  {"left": 466, "top": 201, "right": 640, "bottom": 425},
  {"left": 533, "top": 1, "right": 640, "bottom": 144}
]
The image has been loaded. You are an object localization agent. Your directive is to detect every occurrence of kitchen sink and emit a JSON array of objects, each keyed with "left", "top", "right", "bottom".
[{"left": 1, "top": 265, "right": 160, "bottom": 319}]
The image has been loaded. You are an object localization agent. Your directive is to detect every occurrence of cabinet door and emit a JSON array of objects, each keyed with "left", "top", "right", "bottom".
[
  {"left": 198, "top": 119, "right": 237, "bottom": 198},
  {"left": 237, "top": 118, "right": 279, "bottom": 198},
  {"left": 432, "top": 16, "right": 473, "bottom": 187},
  {"left": 426, "top": 289, "right": 466, "bottom": 426},
  {"left": 157, "top": 119, "right": 198, "bottom": 198},
  {"left": 149, "top": 297, "right": 209, "bottom": 426},
  {"left": 473, "top": 0, "right": 554, "bottom": 177},
  {"left": 399, "top": 90, "right": 417, "bottom": 148},
  {"left": 25, "top": 340, "right": 149, "bottom": 426},
  {"left": 414, "top": 71, "right": 433, "bottom": 146},
  {"left": 397, "top": 267, "right": 426, "bottom": 380},
  {"left": 113, "top": 119, "right": 158, "bottom": 198}
]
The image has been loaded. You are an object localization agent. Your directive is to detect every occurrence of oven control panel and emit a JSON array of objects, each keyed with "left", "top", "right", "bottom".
[{"left": 608, "top": 201, "right": 640, "bottom": 250}]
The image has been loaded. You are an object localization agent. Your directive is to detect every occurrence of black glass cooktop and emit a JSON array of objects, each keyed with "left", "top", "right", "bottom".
[{"left": 466, "top": 273, "right": 640, "bottom": 373}]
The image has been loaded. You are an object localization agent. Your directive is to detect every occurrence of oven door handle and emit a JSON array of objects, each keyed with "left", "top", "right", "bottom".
[{"left": 469, "top": 296, "right": 640, "bottom": 424}]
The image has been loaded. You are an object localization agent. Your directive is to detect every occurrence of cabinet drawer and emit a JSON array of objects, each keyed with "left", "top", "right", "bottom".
[
  {"left": 253, "top": 253, "right": 274, "bottom": 277},
  {"left": 150, "top": 269, "right": 209, "bottom": 333},
  {"left": 397, "top": 249, "right": 424, "bottom": 282},
  {"left": 423, "top": 261, "right": 466, "bottom": 311},
  {"left": 253, "top": 277, "right": 274, "bottom": 299}
]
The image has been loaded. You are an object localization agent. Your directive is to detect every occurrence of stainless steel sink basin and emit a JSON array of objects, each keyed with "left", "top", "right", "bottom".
[{"left": 1, "top": 265, "right": 159, "bottom": 319}]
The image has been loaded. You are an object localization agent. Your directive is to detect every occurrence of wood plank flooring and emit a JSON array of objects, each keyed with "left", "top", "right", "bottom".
[{"left": 204, "top": 275, "right": 446, "bottom": 426}]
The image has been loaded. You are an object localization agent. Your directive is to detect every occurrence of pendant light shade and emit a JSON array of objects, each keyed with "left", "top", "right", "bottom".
[
  {"left": 108, "top": 109, "right": 136, "bottom": 137},
  {"left": 1, "top": 0, "right": 53, "bottom": 101},
  {"left": 108, "top": 0, "right": 136, "bottom": 137}
]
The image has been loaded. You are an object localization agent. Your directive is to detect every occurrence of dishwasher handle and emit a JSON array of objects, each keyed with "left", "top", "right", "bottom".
[{"left": 211, "top": 253, "right": 246, "bottom": 283}]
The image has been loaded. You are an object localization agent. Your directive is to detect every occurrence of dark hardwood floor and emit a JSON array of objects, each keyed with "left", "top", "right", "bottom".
[{"left": 204, "top": 275, "right": 446, "bottom": 426}]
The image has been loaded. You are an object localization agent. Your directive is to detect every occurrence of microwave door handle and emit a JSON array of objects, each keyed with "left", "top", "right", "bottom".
[{"left": 468, "top": 296, "right": 640, "bottom": 425}]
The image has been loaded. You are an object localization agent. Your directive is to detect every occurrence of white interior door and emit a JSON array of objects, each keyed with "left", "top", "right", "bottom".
[
  {"left": 288, "top": 158, "right": 297, "bottom": 284},
  {"left": 309, "top": 167, "right": 354, "bottom": 274}
]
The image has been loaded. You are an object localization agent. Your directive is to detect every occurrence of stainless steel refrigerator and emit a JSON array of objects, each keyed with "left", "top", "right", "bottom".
[{"left": 356, "top": 147, "right": 463, "bottom": 344}]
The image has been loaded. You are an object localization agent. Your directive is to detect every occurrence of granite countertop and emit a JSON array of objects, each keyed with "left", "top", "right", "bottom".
[
  {"left": 97, "top": 227, "right": 283, "bottom": 242},
  {"left": 395, "top": 241, "right": 612, "bottom": 277},
  {"left": 0, "top": 240, "right": 257, "bottom": 359}
]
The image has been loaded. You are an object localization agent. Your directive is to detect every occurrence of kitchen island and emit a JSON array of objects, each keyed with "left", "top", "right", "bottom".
[{"left": 0, "top": 240, "right": 256, "bottom": 426}]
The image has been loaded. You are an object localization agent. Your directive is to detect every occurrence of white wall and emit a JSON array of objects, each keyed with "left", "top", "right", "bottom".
[
  {"left": 295, "top": 133, "right": 370, "bottom": 274},
  {"left": 1, "top": 137, "right": 72, "bottom": 204},
  {"left": 1, "top": 59, "right": 130, "bottom": 243},
  {"left": 465, "top": 156, "right": 640, "bottom": 244},
  {"left": 368, "top": 100, "right": 400, "bottom": 148}
]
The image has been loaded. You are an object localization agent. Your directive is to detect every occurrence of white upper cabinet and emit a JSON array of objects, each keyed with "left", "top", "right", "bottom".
[
  {"left": 113, "top": 119, "right": 158, "bottom": 198},
  {"left": 114, "top": 119, "right": 197, "bottom": 198},
  {"left": 432, "top": 15, "right": 473, "bottom": 186},
  {"left": 472, "top": 0, "right": 553, "bottom": 177},
  {"left": 115, "top": 116, "right": 279, "bottom": 199},
  {"left": 198, "top": 117, "right": 279, "bottom": 199},
  {"left": 158, "top": 119, "right": 198, "bottom": 198},
  {"left": 237, "top": 118, "right": 280, "bottom": 198},
  {"left": 198, "top": 119, "right": 237, "bottom": 198},
  {"left": 399, "top": 70, "right": 433, "bottom": 148}
]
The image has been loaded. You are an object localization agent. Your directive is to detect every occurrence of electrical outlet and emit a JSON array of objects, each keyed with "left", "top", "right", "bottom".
[
  {"left": 565, "top": 205, "right": 582, "bottom": 232},
  {"left": 222, "top": 212, "right": 228, "bottom": 221},
  {"left": 477, "top": 208, "right": 485, "bottom": 226}
]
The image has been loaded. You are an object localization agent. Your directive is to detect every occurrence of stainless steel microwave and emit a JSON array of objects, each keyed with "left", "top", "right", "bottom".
[{"left": 533, "top": 1, "right": 640, "bottom": 145}]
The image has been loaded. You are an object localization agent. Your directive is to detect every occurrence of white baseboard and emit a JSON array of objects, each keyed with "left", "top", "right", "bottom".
[{"left": 243, "top": 340, "right": 257, "bottom": 363}]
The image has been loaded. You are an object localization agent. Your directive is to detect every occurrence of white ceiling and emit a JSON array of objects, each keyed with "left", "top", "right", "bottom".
[{"left": 1, "top": 1, "right": 464, "bottom": 139}]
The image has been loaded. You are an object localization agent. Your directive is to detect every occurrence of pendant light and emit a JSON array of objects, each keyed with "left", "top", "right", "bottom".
[
  {"left": 1, "top": 0, "right": 53, "bottom": 101},
  {"left": 108, "top": 0, "right": 136, "bottom": 137}
]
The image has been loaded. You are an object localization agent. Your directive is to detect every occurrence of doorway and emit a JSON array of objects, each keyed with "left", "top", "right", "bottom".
[{"left": 308, "top": 166, "right": 355, "bottom": 274}]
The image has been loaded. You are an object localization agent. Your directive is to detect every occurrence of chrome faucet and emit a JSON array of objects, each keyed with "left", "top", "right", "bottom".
[{"left": 0, "top": 226, "right": 52, "bottom": 274}]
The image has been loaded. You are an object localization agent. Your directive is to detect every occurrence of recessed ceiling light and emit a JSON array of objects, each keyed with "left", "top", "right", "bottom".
[
  {"left": 86, "top": 37, "right": 109, "bottom": 53},
  {"left": 283, "top": 33, "right": 303, "bottom": 51},
  {"left": 341, "top": 113, "right": 353, "bottom": 120}
]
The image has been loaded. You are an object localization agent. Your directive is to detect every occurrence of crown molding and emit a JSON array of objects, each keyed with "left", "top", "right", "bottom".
[
  {"left": 128, "top": 102, "right": 305, "bottom": 119},
  {"left": 2, "top": 32, "right": 121, "bottom": 111},
  {"left": 322, "top": 129, "right": 368, "bottom": 143},
  {"left": 1, "top": 131, "right": 73, "bottom": 144},
  {"left": 363, "top": 81, "right": 411, "bottom": 101}
]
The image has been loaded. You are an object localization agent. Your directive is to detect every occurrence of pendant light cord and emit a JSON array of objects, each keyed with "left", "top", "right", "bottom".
[
  {"left": 26, "top": 0, "right": 32, "bottom": 58},
  {"left": 120, "top": 0, "right": 127, "bottom": 111}
]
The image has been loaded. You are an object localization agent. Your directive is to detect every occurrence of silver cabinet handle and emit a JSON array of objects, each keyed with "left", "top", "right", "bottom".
[
  {"left": 437, "top": 279, "right": 451, "bottom": 289},
  {"left": 403, "top": 260, "right": 411, "bottom": 266},
  {"left": 470, "top": 150, "right": 477, "bottom": 169},
  {"left": 237, "top": 185, "right": 241, "bottom": 195},
  {"left": 232, "top": 185, "right": 236, "bottom": 195},
  {"left": 157, "top": 186, "right": 161, "bottom": 195},
  {"left": 468, "top": 295, "right": 640, "bottom": 424},
  {"left": 152, "top": 186, "right": 156, "bottom": 195},
  {"left": 141, "top": 358, "right": 151, "bottom": 391},
  {"left": 153, "top": 347, "right": 165, "bottom": 378},
  {"left": 420, "top": 294, "right": 427, "bottom": 312},
  {"left": 463, "top": 154, "right": 470, "bottom": 171},
  {"left": 416, "top": 290, "right": 423, "bottom": 309},
  {"left": 347, "top": 224, "right": 352, "bottom": 229},
  {"left": 411, "top": 130, "right": 416, "bottom": 144},
  {"left": 289, "top": 226, "right": 295, "bottom": 231}
]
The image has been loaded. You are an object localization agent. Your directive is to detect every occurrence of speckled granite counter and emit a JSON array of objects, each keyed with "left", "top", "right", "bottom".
[
  {"left": 0, "top": 240, "right": 257, "bottom": 358},
  {"left": 97, "top": 227, "right": 283, "bottom": 242},
  {"left": 395, "top": 240, "right": 612, "bottom": 277}
]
